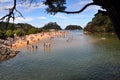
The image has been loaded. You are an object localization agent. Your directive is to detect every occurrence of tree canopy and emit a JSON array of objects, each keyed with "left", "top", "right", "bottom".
[
  {"left": 84, "top": 11, "right": 114, "bottom": 33},
  {"left": 0, "top": 22, "right": 40, "bottom": 38},
  {"left": 5, "top": 30, "right": 14, "bottom": 37},
  {"left": 65, "top": 25, "right": 82, "bottom": 30},
  {"left": 42, "top": 22, "right": 62, "bottom": 30}
]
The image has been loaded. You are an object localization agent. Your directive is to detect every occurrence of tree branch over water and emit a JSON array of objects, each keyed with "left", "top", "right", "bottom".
[{"left": 51, "top": 3, "right": 95, "bottom": 14}]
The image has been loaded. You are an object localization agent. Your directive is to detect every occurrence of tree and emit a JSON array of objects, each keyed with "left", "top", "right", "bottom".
[
  {"left": 28, "top": 28, "right": 39, "bottom": 34},
  {"left": 0, "top": 0, "right": 120, "bottom": 39},
  {"left": 16, "top": 23, "right": 36, "bottom": 34},
  {"left": 5, "top": 30, "right": 14, "bottom": 37},
  {"left": 44, "top": 0, "right": 120, "bottom": 38},
  {"left": 0, "top": 30, "right": 3, "bottom": 37},
  {"left": 0, "top": 22, "right": 39, "bottom": 37},
  {"left": 84, "top": 11, "right": 114, "bottom": 33},
  {"left": 65, "top": 25, "right": 82, "bottom": 30},
  {"left": 42, "top": 22, "right": 62, "bottom": 30},
  {"left": 13, "top": 29, "right": 25, "bottom": 36}
]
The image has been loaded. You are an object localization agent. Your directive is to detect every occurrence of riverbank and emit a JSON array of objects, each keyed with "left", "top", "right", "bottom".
[{"left": 10, "top": 31, "right": 69, "bottom": 50}]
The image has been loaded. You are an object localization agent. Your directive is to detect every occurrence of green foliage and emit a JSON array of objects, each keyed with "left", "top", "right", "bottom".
[
  {"left": 5, "top": 30, "right": 14, "bottom": 37},
  {"left": 84, "top": 12, "right": 114, "bottom": 33},
  {"left": 42, "top": 22, "right": 62, "bottom": 30},
  {"left": 16, "top": 23, "right": 36, "bottom": 35},
  {"left": 65, "top": 25, "right": 82, "bottom": 30},
  {"left": 28, "top": 28, "right": 39, "bottom": 34},
  {"left": 0, "top": 22, "right": 16, "bottom": 31},
  {"left": 0, "top": 22, "right": 41, "bottom": 38},
  {"left": 0, "top": 22, "right": 7, "bottom": 31},
  {"left": 13, "top": 29, "right": 25, "bottom": 36},
  {"left": 0, "top": 30, "right": 3, "bottom": 37},
  {"left": 44, "top": 0, "right": 66, "bottom": 15},
  {"left": 42, "top": 29, "right": 49, "bottom": 32}
]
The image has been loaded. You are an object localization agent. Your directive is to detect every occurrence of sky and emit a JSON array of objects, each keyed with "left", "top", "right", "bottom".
[{"left": 0, "top": 0, "right": 101, "bottom": 29}]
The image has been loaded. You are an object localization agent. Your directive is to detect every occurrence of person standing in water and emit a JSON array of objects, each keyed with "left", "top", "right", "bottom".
[{"left": 35, "top": 45, "right": 38, "bottom": 49}]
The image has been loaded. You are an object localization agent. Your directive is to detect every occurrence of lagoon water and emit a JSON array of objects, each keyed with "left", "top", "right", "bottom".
[{"left": 0, "top": 30, "right": 120, "bottom": 80}]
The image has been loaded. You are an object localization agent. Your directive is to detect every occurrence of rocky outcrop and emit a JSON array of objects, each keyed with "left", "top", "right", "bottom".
[{"left": 0, "top": 45, "right": 20, "bottom": 61}]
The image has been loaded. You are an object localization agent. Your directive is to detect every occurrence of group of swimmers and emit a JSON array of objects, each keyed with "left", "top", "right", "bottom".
[
  {"left": 27, "top": 41, "right": 51, "bottom": 49},
  {"left": 44, "top": 42, "right": 51, "bottom": 47},
  {"left": 44, "top": 42, "right": 51, "bottom": 53},
  {"left": 27, "top": 44, "right": 38, "bottom": 49}
]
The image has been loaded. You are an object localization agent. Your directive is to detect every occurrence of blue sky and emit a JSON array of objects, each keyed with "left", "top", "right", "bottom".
[{"left": 0, "top": 0, "right": 101, "bottom": 29}]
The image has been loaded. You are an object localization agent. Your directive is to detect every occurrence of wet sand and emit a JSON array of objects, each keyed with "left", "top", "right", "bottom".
[{"left": 10, "top": 31, "right": 68, "bottom": 50}]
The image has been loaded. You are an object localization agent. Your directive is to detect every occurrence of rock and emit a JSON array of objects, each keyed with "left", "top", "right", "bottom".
[
  {"left": 9, "top": 51, "right": 16, "bottom": 57},
  {"left": 0, "top": 39, "right": 4, "bottom": 44},
  {"left": 0, "top": 54, "right": 2, "bottom": 59},
  {"left": 0, "top": 47, "right": 10, "bottom": 55},
  {"left": 9, "top": 53, "right": 16, "bottom": 57},
  {"left": 0, "top": 45, "right": 20, "bottom": 61},
  {"left": 0, "top": 48, "right": 7, "bottom": 55},
  {"left": 0, "top": 55, "right": 7, "bottom": 61}
]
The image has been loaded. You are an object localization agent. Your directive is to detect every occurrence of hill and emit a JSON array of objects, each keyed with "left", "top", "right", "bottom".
[
  {"left": 0, "top": 22, "right": 41, "bottom": 38},
  {"left": 65, "top": 25, "right": 82, "bottom": 30},
  {"left": 42, "top": 22, "right": 62, "bottom": 30},
  {"left": 84, "top": 11, "right": 114, "bottom": 33}
]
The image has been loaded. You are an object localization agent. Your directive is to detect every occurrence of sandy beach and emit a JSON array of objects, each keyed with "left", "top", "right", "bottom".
[{"left": 10, "top": 31, "right": 68, "bottom": 50}]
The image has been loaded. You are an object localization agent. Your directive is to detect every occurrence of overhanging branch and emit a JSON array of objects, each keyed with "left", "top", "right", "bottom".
[
  {"left": 0, "top": 0, "right": 24, "bottom": 22},
  {"left": 58, "top": 2, "right": 95, "bottom": 14},
  {"left": 0, "top": 0, "right": 16, "bottom": 22}
]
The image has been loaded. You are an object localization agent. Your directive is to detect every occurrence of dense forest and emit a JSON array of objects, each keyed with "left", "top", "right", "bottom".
[
  {"left": 0, "top": 22, "right": 41, "bottom": 38},
  {"left": 42, "top": 22, "right": 62, "bottom": 31},
  {"left": 0, "top": 22, "right": 63, "bottom": 38},
  {"left": 84, "top": 11, "right": 114, "bottom": 33},
  {"left": 65, "top": 25, "right": 82, "bottom": 30}
]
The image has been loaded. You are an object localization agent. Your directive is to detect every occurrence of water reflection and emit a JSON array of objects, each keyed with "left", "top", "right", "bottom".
[
  {"left": 26, "top": 44, "right": 39, "bottom": 54},
  {"left": 44, "top": 42, "right": 51, "bottom": 53}
]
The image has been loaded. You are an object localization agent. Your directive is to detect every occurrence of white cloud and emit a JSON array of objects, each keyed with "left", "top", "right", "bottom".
[
  {"left": 77, "top": 0, "right": 92, "bottom": 5},
  {"left": 0, "top": 0, "right": 12, "bottom": 3},
  {"left": 37, "top": 16, "right": 47, "bottom": 20},
  {"left": 84, "top": 5, "right": 101, "bottom": 11},
  {"left": 69, "top": 14, "right": 86, "bottom": 19},
  {"left": 17, "top": 2, "right": 46, "bottom": 12},
  {"left": 71, "top": 0, "right": 101, "bottom": 12},
  {"left": 13, "top": 17, "right": 33, "bottom": 23},
  {"left": 51, "top": 14, "right": 68, "bottom": 19},
  {"left": 3, "top": 5, "right": 13, "bottom": 9},
  {"left": 72, "top": 0, "right": 92, "bottom": 8},
  {"left": 0, "top": 7, "right": 3, "bottom": 10},
  {"left": 0, "top": 2, "right": 13, "bottom": 11}
]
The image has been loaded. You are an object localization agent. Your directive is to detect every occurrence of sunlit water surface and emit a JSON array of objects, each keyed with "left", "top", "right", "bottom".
[{"left": 0, "top": 30, "right": 120, "bottom": 80}]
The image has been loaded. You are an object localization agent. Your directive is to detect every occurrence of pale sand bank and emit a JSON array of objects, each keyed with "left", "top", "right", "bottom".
[{"left": 10, "top": 31, "right": 69, "bottom": 50}]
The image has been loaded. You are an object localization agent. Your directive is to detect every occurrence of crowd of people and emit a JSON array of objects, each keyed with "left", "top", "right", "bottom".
[{"left": 9, "top": 31, "right": 68, "bottom": 50}]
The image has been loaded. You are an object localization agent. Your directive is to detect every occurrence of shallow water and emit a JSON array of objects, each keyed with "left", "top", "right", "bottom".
[{"left": 0, "top": 30, "right": 120, "bottom": 80}]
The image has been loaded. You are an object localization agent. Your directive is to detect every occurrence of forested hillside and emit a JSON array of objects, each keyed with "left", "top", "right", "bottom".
[
  {"left": 0, "top": 22, "right": 41, "bottom": 38},
  {"left": 42, "top": 22, "right": 62, "bottom": 30},
  {"left": 84, "top": 11, "right": 114, "bottom": 33},
  {"left": 65, "top": 25, "right": 82, "bottom": 30}
]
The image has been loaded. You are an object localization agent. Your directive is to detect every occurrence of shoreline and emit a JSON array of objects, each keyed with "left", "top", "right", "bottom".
[
  {"left": 1, "top": 30, "right": 69, "bottom": 61},
  {"left": 10, "top": 31, "right": 69, "bottom": 50}
]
